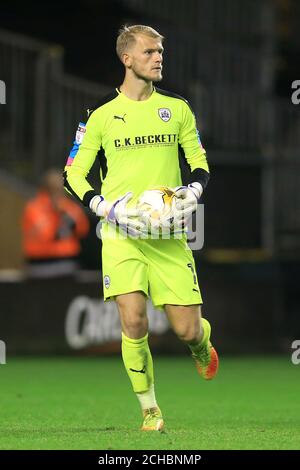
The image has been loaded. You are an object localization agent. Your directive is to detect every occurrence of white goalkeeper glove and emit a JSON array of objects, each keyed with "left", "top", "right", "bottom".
[
  {"left": 173, "top": 182, "right": 203, "bottom": 228},
  {"left": 89, "top": 192, "right": 146, "bottom": 237}
]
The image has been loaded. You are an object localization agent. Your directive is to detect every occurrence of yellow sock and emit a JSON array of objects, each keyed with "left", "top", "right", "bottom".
[
  {"left": 121, "top": 332, "right": 154, "bottom": 393},
  {"left": 188, "top": 317, "right": 211, "bottom": 355},
  {"left": 200, "top": 318, "right": 211, "bottom": 346}
]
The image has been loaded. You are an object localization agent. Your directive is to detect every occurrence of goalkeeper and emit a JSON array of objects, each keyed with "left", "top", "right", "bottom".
[{"left": 64, "top": 24, "right": 219, "bottom": 432}]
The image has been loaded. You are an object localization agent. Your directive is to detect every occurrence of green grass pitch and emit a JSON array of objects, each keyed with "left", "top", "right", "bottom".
[{"left": 1, "top": 356, "right": 299, "bottom": 450}]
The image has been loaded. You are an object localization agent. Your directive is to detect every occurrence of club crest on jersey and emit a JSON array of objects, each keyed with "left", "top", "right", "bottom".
[
  {"left": 158, "top": 108, "right": 171, "bottom": 122},
  {"left": 104, "top": 275, "right": 110, "bottom": 289}
]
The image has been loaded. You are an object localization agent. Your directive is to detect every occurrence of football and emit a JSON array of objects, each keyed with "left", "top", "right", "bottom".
[{"left": 137, "top": 187, "right": 176, "bottom": 235}]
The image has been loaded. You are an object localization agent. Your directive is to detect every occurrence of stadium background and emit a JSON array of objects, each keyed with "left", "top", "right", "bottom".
[{"left": 0, "top": 0, "right": 300, "bottom": 450}]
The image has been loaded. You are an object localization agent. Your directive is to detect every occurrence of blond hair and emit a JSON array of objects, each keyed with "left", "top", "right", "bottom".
[{"left": 116, "top": 25, "right": 164, "bottom": 62}]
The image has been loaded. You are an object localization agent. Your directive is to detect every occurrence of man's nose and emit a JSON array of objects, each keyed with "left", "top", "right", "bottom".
[{"left": 154, "top": 52, "right": 162, "bottom": 63}]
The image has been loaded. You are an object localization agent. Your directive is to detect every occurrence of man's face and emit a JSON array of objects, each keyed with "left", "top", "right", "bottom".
[{"left": 124, "top": 34, "right": 163, "bottom": 82}]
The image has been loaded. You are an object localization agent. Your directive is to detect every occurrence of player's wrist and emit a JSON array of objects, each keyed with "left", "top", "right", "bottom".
[
  {"left": 188, "top": 182, "right": 203, "bottom": 200},
  {"left": 89, "top": 195, "right": 110, "bottom": 217}
]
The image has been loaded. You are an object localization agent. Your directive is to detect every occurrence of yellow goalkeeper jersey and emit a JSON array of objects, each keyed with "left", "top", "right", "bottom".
[{"left": 64, "top": 87, "right": 209, "bottom": 207}]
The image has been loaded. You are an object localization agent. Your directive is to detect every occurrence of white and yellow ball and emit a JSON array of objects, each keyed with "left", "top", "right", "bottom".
[{"left": 137, "top": 187, "right": 176, "bottom": 234}]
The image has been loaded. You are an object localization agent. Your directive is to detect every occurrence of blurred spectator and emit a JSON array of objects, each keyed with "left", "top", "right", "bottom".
[{"left": 22, "top": 169, "right": 90, "bottom": 278}]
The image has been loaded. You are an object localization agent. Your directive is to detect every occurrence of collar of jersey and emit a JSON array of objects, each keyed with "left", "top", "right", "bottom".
[{"left": 116, "top": 87, "right": 156, "bottom": 104}]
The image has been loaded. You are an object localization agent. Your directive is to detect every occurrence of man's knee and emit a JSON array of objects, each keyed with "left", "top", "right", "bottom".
[
  {"left": 176, "top": 326, "right": 200, "bottom": 344},
  {"left": 166, "top": 305, "right": 201, "bottom": 344},
  {"left": 116, "top": 292, "right": 148, "bottom": 337},
  {"left": 122, "top": 312, "right": 147, "bottom": 333}
]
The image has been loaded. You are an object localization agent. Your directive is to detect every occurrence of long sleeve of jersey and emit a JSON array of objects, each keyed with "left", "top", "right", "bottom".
[
  {"left": 179, "top": 101, "right": 210, "bottom": 189},
  {"left": 63, "top": 110, "right": 102, "bottom": 207}
]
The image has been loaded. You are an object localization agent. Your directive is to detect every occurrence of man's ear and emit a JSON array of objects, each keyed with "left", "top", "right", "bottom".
[{"left": 122, "top": 53, "right": 132, "bottom": 68}]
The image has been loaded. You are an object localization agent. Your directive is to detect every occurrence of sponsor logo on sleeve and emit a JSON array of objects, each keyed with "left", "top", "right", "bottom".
[
  {"left": 75, "top": 122, "right": 86, "bottom": 144},
  {"left": 196, "top": 129, "right": 203, "bottom": 147}
]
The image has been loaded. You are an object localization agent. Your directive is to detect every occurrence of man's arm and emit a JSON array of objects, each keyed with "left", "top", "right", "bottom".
[
  {"left": 63, "top": 108, "right": 146, "bottom": 237},
  {"left": 173, "top": 101, "right": 210, "bottom": 226},
  {"left": 178, "top": 100, "right": 210, "bottom": 193},
  {"left": 63, "top": 109, "right": 101, "bottom": 207}
]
